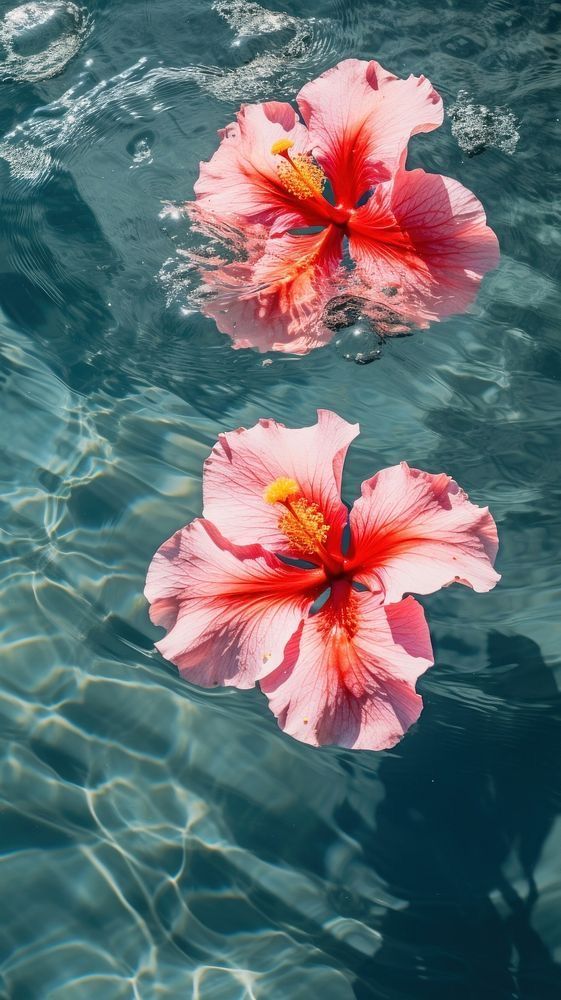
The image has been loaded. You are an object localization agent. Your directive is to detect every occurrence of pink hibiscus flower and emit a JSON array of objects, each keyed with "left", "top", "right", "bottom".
[
  {"left": 145, "top": 411, "right": 500, "bottom": 750},
  {"left": 186, "top": 58, "right": 499, "bottom": 354}
]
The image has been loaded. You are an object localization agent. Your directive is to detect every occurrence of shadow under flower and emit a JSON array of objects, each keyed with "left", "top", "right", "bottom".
[{"left": 352, "top": 630, "right": 561, "bottom": 999}]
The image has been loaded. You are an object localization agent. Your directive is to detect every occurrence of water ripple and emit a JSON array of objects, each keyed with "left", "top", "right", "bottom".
[
  {"left": 1, "top": 0, "right": 561, "bottom": 995},
  {"left": 0, "top": 1, "right": 90, "bottom": 83}
]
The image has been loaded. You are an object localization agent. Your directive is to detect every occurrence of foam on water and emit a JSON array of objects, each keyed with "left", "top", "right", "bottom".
[
  {"left": 213, "top": 0, "right": 294, "bottom": 37},
  {"left": 0, "top": 1, "right": 90, "bottom": 82},
  {"left": 190, "top": 0, "right": 340, "bottom": 101},
  {"left": 449, "top": 89, "right": 520, "bottom": 157}
]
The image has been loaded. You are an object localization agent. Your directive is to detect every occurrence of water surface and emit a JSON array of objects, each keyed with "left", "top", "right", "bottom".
[{"left": 1, "top": 0, "right": 561, "bottom": 997}]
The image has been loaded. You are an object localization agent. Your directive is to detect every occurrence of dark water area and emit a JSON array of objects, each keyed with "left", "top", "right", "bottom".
[{"left": 1, "top": 0, "right": 561, "bottom": 996}]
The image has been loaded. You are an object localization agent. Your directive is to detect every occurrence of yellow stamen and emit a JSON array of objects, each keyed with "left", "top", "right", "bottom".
[
  {"left": 276, "top": 153, "right": 326, "bottom": 200},
  {"left": 270, "top": 138, "right": 294, "bottom": 155},
  {"left": 263, "top": 477, "right": 299, "bottom": 505},
  {"left": 279, "top": 498, "right": 330, "bottom": 556},
  {"left": 264, "top": 476, "right": 331, "bottom": 558}
]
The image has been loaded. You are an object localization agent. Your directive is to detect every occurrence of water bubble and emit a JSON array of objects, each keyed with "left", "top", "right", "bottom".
[
  {"left": 127, "top": 130, "right": 155, "bottom": 169},
  {"left": 334, "top": 324, "right": 382, "bottom": 365},
  {"left": 0, "top": 1, "right": 90, "bottom": 83}
]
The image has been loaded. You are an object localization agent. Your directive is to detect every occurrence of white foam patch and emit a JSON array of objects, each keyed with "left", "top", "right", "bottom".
[
  {"left": 449, "top": 89, "right": 520, "bottom": 157},
  {"left": 0, "top": 1, "right": 90, "bottom": 82},
  {"left": 0, "top": 139, "right": 53, "bottom": 181},
  {"left": 191, "top": 0, "right": 333, "bottom": 101},
  {"left": 212, "top": 0, "right": 293, "bottom": 37}
]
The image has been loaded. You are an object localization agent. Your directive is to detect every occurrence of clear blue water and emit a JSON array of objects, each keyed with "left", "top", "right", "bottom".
[{"left": 1, "top": 1, "right": 561, "bottom": 997}]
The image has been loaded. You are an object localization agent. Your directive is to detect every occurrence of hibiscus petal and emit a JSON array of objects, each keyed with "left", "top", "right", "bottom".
[
  {"left": 202, "top": 409, "right": 358, "bottom": 559},
  {"left": 347, "top": 168, "right": 500, "bottom": 324},
  {"left": 261, "top": 584, "right": 433, "bottom": 750},
  {"left": 199, "top": 225, "right": 344, "bottom": 354},
  {"left": 194, "top": 102, "right": 327, "bottom": 235},
  {"left": 347, "top": 463, "right": 500, "bottom": 602},
  {"left": 297, "top": 58, "right": 443, "bottom": 210},
  {"left": 145, "top": 519, "right": 324, "bottom": 688}
]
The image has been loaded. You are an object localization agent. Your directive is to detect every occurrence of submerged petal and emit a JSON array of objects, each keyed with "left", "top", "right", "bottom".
[
  {"left": 261, "top": 584, "right": 433, "bottom": 750},
  {"left": 145, "top": 519, "right": 324, "bottom": 688},
  {"left": 347, "top": 168, "right": 500, "bottom": 324},
  {"left": 203, "top": 409, "right": 358, "bottom": 559},
  {"left": 194, "top": 102, "right": 330, "bottom": 236},
  {"left": 347, "top": 463, "right": 500, "bottom": 602},
  {"left": 297, "top": 58, "right": 443, "bottom": 209},
  {"left": 199, "top": 225, "right": 344, "bottom": 354}
]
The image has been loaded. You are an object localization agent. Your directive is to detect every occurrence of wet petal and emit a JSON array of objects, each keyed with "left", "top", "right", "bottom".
[
  {"left": 347, "top": 168, "right": 500, "bottom": 323},
  {"left": 194, "top": 102, "right": 328, "bottom": 235},
  {"left": 347, "top": 463, "right": 500, "bottom": 602},
  {"left": 297, "top": 58, "right": 443, "bottom": 209},
  {"left": 203, "top": 409, "right": 358, "bottom": 559},
  {"left": 261, "top": 584, "right": 433, "bottom": 750},
  {"left": 145, "top": 519, "right": 324, "bottom": 688},
  {"left": 199, "top": 225, "right": 344, "bottom": 354}
]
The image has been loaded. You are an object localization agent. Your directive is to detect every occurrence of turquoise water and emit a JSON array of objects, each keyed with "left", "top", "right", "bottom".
[{"left": 1, "top": 0, "right": 561, "bottom": 996}]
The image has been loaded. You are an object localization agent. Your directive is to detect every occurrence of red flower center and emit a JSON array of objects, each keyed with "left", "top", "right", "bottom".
[
  {"left": 263, "top": 476, "right": 345, "bottom": 578},
  {"left": 271, "top": 140, "right": 351, "bottom": 228}
]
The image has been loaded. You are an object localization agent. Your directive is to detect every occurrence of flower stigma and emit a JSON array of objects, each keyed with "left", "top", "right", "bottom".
[
  {"left": 263, "top": 477, "right": 299, "bottom": 504},
  {"left": 270, "top": 138, "right": 294, "bottom": 155}
]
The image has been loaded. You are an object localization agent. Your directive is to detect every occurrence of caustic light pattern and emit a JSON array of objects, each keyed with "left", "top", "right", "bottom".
[
  {"left": 188, "top": 58, "right": 499, "bottom": 354},
  {"left": 145, "top": 411, "right": 500, "bottom": 750}
]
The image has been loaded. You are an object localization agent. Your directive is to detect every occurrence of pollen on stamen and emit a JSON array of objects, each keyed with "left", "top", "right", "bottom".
[
  {"left": 276, "top": 154, "right": 327, "bottom": 200},
  {"left": 263, "top": 477, "right": 299, "bottom": 505},
  {"left": 271, "top": 138, "right": 294, "bottom": 155},
  {"left": 279, "top": 499, "right": 330, "bottom": 555}
]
